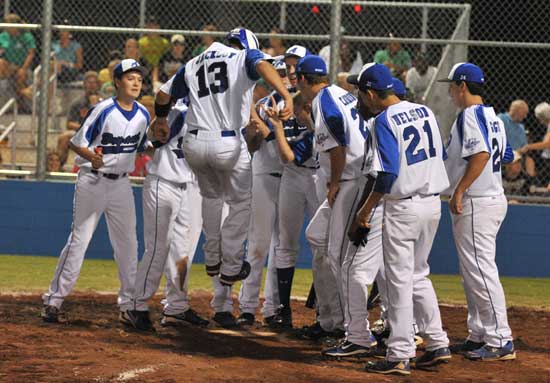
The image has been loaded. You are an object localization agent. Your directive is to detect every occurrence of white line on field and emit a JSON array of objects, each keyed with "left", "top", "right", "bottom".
[{"left": 114, "top": 366, "right": 156, "bottom": 382}]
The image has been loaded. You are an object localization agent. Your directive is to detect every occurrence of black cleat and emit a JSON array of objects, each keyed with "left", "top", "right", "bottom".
[
  {"left": 161, "top": 309, "right": 209, "bottom": 327},
  {"left": 269, "top": 305, "right": 292, "bottom": 330},
  {"left": 219, "top": 261, "right": 251, "bottom": 286},
  {"left": 365, "top": 360, "right": 411, "bottom": 376},
  {"left": 41, "top": 305, "right": 61, "bottom": 323},
  {"left": 411, "top": 347, "right": 452, "bottom": 368},
  {"left": 297, "top": 322, "right": 337, "bottom": 341},
  {"left": 450, "top": 340, "right": 486, "bottom": 354},
  {"left": 323, "top": 339, "right": 377, "bottom": 358},
  {"left": 120, "top": 310, "right": 155, "bottom": 331},
  {"left": 263, "top": 315, "right": 276, "bottom": 327},
  {"left": 213, "top": 311, "right": 239, "bottom": 328},
  {"left": 236, "top": 312, "right": 255, "bottom": 326}
]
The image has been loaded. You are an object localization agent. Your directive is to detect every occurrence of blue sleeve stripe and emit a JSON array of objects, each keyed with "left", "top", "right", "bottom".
[
  {"left": 456, "top": 111, "right": 465, "bottom": 144},
  {"left": 137, "top": 134, "right": 148, "bottom": 152},
  {"left": 291, "top": 131, "right": 314, "bottom": 165},
  {"left": 319, "top": 89, "right": 347, "bottom": 146},
  {"left": 170, "top": 66, "right": 190, "bottom": 100},
  {"left": 85, "top": 104, "right": 116, "bottom": 144},
  {"left": 137, "top": 105, "right": 151, "bottom": 126},
  {"left": 169, "top": 111, "right": 186, "bottom": 140},
  {"left": 374, "top": 112, "right": 399, "bottom": 176},
  {"left": 245, "top": 49, "right": 265, "bottom": 81},
  {"left": 502, "top": 141, "right": 514, "bottom": 164},
  {"left": 473, "top": 106, "right": 491, "bottom": 152}
]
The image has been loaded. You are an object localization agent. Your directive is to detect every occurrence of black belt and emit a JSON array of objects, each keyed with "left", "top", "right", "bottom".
[
  {"left": 189, "top": 129, "right": 236, "bottom": 137},
  {"left": 91, "top": 169, "right": 127, "bottom": 180},
  {"left": 269, "top": 172, "right": 282, "bottom": 178},
  {"left": 400, "top": 193, "right": 440, "bottom": 200}
]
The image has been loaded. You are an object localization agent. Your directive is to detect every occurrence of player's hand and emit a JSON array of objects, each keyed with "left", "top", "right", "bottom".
[
  {"left": 327, "top": 182, "right": 340, "bottom": 208},
  {"left": 151, "top": 117, "right": 170, "bottom": 143},
  {"left": 279, "top": 96, "right": 294, "bottom": 121},
  {"left": 517, "top": 145, "right": 529, "bottom": 155},
  {"left": 246, "top": 117, "right": 261, "bottom": 136},
  {"left": 91, "top": 147, "right": 104, "bottom": 169},
  {"left": 355, "top": 205, "right": 372, "bottom": 229},
  {"left": 450, "top": 189, "right": 464, "bottom": 215}
]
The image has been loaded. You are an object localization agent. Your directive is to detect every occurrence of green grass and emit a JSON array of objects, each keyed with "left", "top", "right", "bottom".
[{"left": 1, "top": 255, "right": 549, "bottom": 309}]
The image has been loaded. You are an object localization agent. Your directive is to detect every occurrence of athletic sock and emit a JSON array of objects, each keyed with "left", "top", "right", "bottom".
[{"left": 277, "top": 267, "right": 295, "bottom": 310}]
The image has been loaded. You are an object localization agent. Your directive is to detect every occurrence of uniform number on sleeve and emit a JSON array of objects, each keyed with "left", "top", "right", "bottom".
[{"left": 492, "top": 138, "right": 501, "bottom": 173}]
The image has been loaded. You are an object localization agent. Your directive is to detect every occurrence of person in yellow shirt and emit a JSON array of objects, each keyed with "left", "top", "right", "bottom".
[{"left": 139, "top": 16, "right": 169, "bottom": 70}]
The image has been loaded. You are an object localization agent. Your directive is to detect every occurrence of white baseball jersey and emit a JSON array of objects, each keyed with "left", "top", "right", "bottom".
[
  {"left": 370, "top": 101, "right": 449, "bottom": 198},
  {"left": 444, "top": 104, "right": 513, "bottom": 197},
  {"left": 362, "top": 117, "right": 377, "bottom": 177},
  {"left": 160, "top": 42, "right": 265, "bottom": 133},
  {"left": 254, "top": 92, "right": 285, "bottom": 175},
  {"left": 71, "top": 97, "right": 149, "bottom": 174},
  {"left": 311, "top": 85, "right": 368, "bottom": 180},
  {"left": 147, "top": 100, "right": 194, "bottom": 184}
]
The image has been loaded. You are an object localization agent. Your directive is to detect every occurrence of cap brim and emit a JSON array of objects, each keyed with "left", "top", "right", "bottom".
[
  {"left": 347, "top": 74, "right": 360, "bottom": 85},
  {"left": 118, "top": 66, "right": 148, "bottom": 78},
  {"left": 437, "top": 78, "right": 453, "bottom": 82}
]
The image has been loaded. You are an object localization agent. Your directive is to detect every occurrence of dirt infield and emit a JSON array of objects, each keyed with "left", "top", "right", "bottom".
[{"left": 1, "top": 292, "right": 549, "bottom": 383}]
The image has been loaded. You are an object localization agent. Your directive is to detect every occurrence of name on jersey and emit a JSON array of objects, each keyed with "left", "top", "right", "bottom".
[
  {"left": 390, "top": 106, "right": 430, "bottom": 126},
  {"left": 196, "top": 50, "right": 237, "bottom": 65},
  {"left": 338, "top": 92, "right": 356, "bottom": 106},
  {"left": 100, "top": 132, "right": 141, "bottom": 154}
]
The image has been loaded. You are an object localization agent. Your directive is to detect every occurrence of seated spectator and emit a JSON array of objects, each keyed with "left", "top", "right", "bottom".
[
  {"left": 47, "top": 151, "right": 62, "bottom": 172},
  {"left": 154, "top": 34, "right": 188, "bottom": 92},
  {"left": 264, "top": 27, "right": 287, "bottom": 57},
  {"left": 98, "top": 50, "right": 122, "bottom": 85},
  {"left": 124, "top": 38, "right": 140, "bottom": 61},
  {"left": 519, "top": 102, "right": 550, "bottom": 188},
  {"left": 52, "top": 21, "right": 83, "bottom": 83},
  {"left": 374, "top": 33, "right": 411, "bottom": 78},
  {"left": 139, "top": 16, "right": 169, "bottom": 78},
  {"left": 192, "top": 24, "right": 217, "bottom": 57},
  {"left": 319, "top": 36, "right": 363, "bottom": 74},
  {"left": 0, "top": 13, "right": 36, "bottom": 95},
  {"left": 405, "top": 53, "right": 436, "bottom": 103},
  {"left": 57, "top": 71, "right": 100, "bottom": 166},
  {"left": 99, "top": 59, "right": 120, "bottom": 98}
]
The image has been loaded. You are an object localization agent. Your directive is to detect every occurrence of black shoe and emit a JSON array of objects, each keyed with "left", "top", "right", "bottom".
[
  {"left": 450, "top": 340, "right": 486, "bottom": 354},
  {"left": 371, "top": 344, "right": 387, "bottom": 359},
  {"left": 297, "top": 322, "right": 335, "bottom": 341},
  {"left": 120, "top": 310, "right": 155, "bottom": 331},
  {"left": 206, "top": 262, "right": 221, "bottom": 277},
  {"left": 269, "top": 305, "right": 292, "bottom": 330},
  {"left": 323, "top": 339, "right": 377, "bottom": 358},
  {"left": 365, "top": 360, "right": 411, "bottom": 376},
  {"left": 213, "top": 311, "right": 239, "bottom": 328},
  {"left": 41, "top": 305, "right": 61, "bottom": 323},
  {"left": 161, "top": 309, "right": 209, "bottom": 327},
  {"left": 219, "top": 261, "right": 251, "bottom": 286},
  {"left": 411, "top": 347, "right": 452, "bottom": 368},
  {"left": 263, "top": 315, "right": 276, "bottom": 327},
  {"left": 236, "top": 313, "right": 255, "bottom": 326}
]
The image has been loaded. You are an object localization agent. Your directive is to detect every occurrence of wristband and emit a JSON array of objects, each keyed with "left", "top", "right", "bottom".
[{"left": 154, "top": 102, "right": 171, "bottom": 118}]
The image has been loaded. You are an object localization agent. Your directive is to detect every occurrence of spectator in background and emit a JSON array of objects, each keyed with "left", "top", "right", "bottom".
[
  {"left": 98, "top": 50, "right": 122, "bottom": 85},
  {"left": 47, "top": 151, "right": 63, "bottom": 172},
  {"left": 57, "top": 71, "right": 100, "bottom": 166},
  {"left": 0, "top": 13, "right": 36, "bottom": 95},
  {"left": 192, "top": 24, "right": 217, "bottom": 57},
  {"left": 139, "top": 16, "right": 169, "bottom": 75},
  {"left": 319, "top": 38, "right": 363, "bottom": 75},
  {"left": 124, "top": 38, "right": 140, "bottom": 61},
  {"left": 264, "top": 27, "right": 287, "bottom": 57},
  {"left": 52, "top": 20, "right": 83, "bottom": 83},
  {"left": 374, "top": 33, "right": 411, "bottom": 78},
  {"left": 519, "top": 102, "right": 550, "bottom": 188},
  {"left": 405, "top": 53, "right": 436, "bottom": 103},
  {"left": 154, "top": 34, "right": 188, "bottom": 93},
  {"left": 100, "top": 59, "right": 121, "bottom": 98}
]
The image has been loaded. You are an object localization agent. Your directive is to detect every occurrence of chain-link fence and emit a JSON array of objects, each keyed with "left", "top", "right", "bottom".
[{"left": 0, "top": 0, "right": 549, "bottom": 202}]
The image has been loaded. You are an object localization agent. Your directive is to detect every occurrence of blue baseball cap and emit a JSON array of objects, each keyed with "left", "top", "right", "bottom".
[
  {"left": 113, "top": 59, "right": 147, "bottom": 78},
  {"left": 438, "top": 62, "right": 485, "bottom": 84},
  {"left": 347, "top": 63, "right": 393, "bottom": 92},
  {"left": 295, "top": 55, "right": 327, "bottom": 76},
  {"left": 392, "top": 77, "right": 406, "bottom": 97}
]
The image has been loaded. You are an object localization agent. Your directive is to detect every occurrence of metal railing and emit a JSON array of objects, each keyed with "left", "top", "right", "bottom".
[
  {"left": 31, "top": 55, "right": 58, "bottom": 145},
  {"left": 0, "top": 98, "right": 18, "bottom": 168}
]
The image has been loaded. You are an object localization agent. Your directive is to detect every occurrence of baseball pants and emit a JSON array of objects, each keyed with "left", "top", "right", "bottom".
[
  {"left": 182, "top": 131, "right": 251, "bottom": 278},
  {"left": 451, "top": 194, "right": 513, "bottom": 348},
  {"left": 238, "top": 173, "right": 280, "bottom": 318},
  {"left": 43, "top": 170, "right": 138, "bottom": 310},
  {"left": 383, "top": 195, "right": 449, "bottom": 362}
]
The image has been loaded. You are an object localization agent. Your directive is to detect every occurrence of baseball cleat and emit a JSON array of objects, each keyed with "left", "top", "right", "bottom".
[
  {"left": 263, "top": 315, "right": 276, "bottom": 327},
  {"left": 41, "top": 305, "right": 62, "bottom": 323},
  {"left": 465, "top": 341, "right": 516, "bottom": 361},
  {"left": 161, "top": 309, "right": 209, "bottom": 327},
  {"left": 205, "top": 262, "right": 221, "bottom": 277},
  {"left": 120, "top": 310, "right": 155, "bottom": 331},
  {"left": 322, "top": 339, "right": 377, "bottom": 358},
  {"left": 414, "top": 334, "right": 424, "bottom": 346},
  {"left": 219, "top": 261, "right": 251, "bottom": 286},
  {"left": 365, "top": 360, "right": 411, "bottom": 376},
  {"left": 450, "top": 340, "right": 486, "bottom": 354},
  {"left": 297, "top": 322, "right": 334, "bottom": 341},
  {"left": 410, "top": 347, "right": 452, "bottom": 368},
  {"left": 269, "top": 305, "right": 292, "bottom": 330},
  {"left": 213, "top": 311, "right": 239, "bottom": 328},
  {"left": 236, "top": 313, "right": 255, "bottom": 326}
]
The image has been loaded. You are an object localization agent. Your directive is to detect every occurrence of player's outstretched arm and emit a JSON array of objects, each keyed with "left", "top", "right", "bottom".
[
  {"left": 264, "top": 98, "right": 295, "bottom": 163},
  {"left": 151, "top": 89, "right": 171, "bottom": 143},
  {"left": 256, "top": 61, "right": 293, "bottom": 120},
  {"left": 68, "top": 142, "right": 104, "bottom": 169}
]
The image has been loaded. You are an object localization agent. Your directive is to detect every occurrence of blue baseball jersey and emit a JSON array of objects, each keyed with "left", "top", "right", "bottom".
[
  {"left": 160, "top": 42, "right": 265, "bottom": 134},
  {"left": 370, "top": 101, "right": 449, "bottom": 198},
  {"left": 311, "top": 85, "right": 367, "bottom": 180},
  {"left": 71, "top": 97, "right": 149, "bottom": 174},
  {"left": 444, "top": 104, "right": 513, "bottom": 197},
  {"left": 147, "top": 99, "right": 194, "bottom": 184}
]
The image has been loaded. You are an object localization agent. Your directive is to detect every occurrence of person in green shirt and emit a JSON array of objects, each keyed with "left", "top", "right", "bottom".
[
  {"left": 373, "top": 34, "right": 411, "bottom": 79},
  {"left": 0, "top": 13, "right": 36, "bottom": 93},
  {"left": 191, "top": 24, "right": 217, "bottom": 57}
]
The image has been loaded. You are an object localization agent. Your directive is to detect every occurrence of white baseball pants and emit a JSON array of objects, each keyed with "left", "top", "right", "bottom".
[
  {"left": 43, "top": 170, "right": 138, "bottom": 310},
  {"left": 451, "top": 194, "right": 513, "bottom": 348},
  {"left": 383, "top": 195, "right": 449, "bottom": 362},
  {"left": 238, "top": 173, "right": 280, "bottom": 318},
  {"left": 182, "top": 131, "right": 251, "bottom": 278}
]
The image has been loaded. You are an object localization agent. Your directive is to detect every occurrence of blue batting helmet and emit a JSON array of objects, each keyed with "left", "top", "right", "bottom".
[{"left": 226, "top": 28, "right": 260, "bottom": 50}]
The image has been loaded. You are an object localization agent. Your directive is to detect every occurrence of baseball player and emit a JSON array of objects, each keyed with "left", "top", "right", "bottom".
[
  {"left": 41, "top": 59, "right": 149, "bottom": 323},
  {"left": 151, "top": 28, "right": 292, "bottom": 288},
  {"left": 125, "top": 99, "right": 209, "bottom": 331},
  {"left": 355, "top": 63, "right": 450, "bottom": 375},
  {"left": 236, "top": 58, "right": 289, "bottom": 326},
  {"left": 439, "top": 63, "right": 516, "bottom": 361}
]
